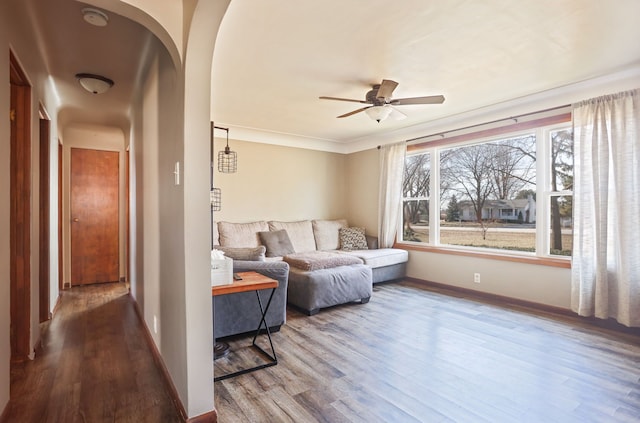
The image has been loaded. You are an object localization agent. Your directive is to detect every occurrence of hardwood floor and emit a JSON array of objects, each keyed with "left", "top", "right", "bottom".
[
  {"left": 6, "top": 281, "right": 639, "bottom": 422},
  {"left": 215, "top": 281, "right": 640, "bottom": 423},
  {"left": 5, "top": 283, "right": 181, "bottom": 423}
]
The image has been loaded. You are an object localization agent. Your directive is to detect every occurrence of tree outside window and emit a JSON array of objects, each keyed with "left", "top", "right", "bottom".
[{"left": 400, "top": 123, "right": 573, "bottom": 258}]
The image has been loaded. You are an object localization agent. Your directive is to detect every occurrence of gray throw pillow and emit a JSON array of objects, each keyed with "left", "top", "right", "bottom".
[
  {"left": 339, "top": 227, "right": 369, "bottom": 251},
  {"left": 213, "top": 246, "right": 266, "bottom": 261},
  {"left": 259, "top": 230, "right": 295, "bottom": 257}
]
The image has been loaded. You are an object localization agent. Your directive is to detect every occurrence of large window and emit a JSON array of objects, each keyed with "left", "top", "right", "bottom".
[{"left": 401, "top": 120, "right": 573, "bottom": 259}]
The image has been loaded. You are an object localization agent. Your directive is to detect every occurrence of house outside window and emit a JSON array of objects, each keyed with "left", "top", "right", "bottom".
[{"left": 401, "top": 118, "right": 573, "bottom": 259}]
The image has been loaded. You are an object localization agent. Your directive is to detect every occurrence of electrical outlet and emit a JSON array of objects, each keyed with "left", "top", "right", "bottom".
[
  {"left": 153, "top": 315, "right": 158, "bottom": 334},
  {"left": 474, "top": 273, "right": 481, "bottom": 283}
]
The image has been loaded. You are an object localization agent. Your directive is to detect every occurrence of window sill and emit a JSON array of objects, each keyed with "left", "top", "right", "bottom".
[{"left": 395, "top": 242, "right": 571, "bottom": 269}]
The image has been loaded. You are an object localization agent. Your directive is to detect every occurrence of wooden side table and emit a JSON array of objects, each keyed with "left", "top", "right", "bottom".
[{"left": 212, "top": 271, "right": 279, "bottom": 381}]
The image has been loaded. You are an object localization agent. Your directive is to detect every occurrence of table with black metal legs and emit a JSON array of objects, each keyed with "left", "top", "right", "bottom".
[{"left": 212, "top": 271, "right": 278, "bottom": 382}]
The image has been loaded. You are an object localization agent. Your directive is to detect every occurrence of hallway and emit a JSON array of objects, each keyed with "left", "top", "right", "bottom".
[{"left": 5, "top": 283, "right": 181, "bottom": 422}]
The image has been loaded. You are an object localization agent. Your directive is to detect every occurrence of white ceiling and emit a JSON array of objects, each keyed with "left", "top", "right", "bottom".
[
  {"left": 211, "top": 0, "right": 640, "bottom": 149},
  {"left": 21, "top": 0, "right": 640, "bottom": 150}
]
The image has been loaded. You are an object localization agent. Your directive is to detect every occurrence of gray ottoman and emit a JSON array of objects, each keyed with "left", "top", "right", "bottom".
[{"left": 287, "top": 264, "right": 373, "bottom": 315}]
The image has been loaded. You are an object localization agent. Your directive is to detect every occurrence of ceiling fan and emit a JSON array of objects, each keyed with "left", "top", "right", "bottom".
[{"left": 319, "top": 79, "right": 445, "bottom": 122}]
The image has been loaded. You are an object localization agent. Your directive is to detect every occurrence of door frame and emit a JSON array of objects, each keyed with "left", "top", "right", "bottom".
[
  {"left": 58, "top": 141, "right": 63, "bottom": 292},
  {"left": 39, "top": 107, "right": 51, "bottom": 323},
  {"left": 126, "top": 148, "right": 130, "bottom": 286},
  {"left": 10, "top": 50, "right": 32, "bottom": 361}
]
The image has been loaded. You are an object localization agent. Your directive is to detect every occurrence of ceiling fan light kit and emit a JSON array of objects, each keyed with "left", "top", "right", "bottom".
[
  {"left": 75, "top": 73, "right": 114, "bottom": 94},
  {"left": 365, "top": 105, "right": 393, "bottom": 123},
  {"left": 320, "top": 79, "right": 444, "bottom": 122}
]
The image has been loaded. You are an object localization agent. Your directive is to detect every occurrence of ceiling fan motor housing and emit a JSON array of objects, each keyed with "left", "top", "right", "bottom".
[{"left": 366, "top": 85, "right": 385, "bottom": 105}]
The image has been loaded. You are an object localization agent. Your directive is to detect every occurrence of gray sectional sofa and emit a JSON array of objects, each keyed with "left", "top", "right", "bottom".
[{"left": 212, "top": 219, "right": 408, "bottom": 337}]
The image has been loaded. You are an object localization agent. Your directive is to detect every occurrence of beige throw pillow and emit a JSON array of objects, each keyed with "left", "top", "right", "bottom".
[
  {"left": 312, "top": 219, "right": 348, "bottom": 250},
  {"left": 268, "top": 220, "right": 316, "bottom": 253},
  {"left": 213, "top": 246, "right": 266, "bottom": 261},
  {"left": 217, "top": 221, "right": 269, "bottom": 247}
]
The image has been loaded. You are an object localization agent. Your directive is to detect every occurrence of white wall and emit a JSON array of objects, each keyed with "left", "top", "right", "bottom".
[{"left": 214, "top": 139, "right": 348, "bottom": 223}]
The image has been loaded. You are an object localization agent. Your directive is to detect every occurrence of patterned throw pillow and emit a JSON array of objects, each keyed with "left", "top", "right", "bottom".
[{"left": 339, "top": 227, "right": 368, "bottom": 251}]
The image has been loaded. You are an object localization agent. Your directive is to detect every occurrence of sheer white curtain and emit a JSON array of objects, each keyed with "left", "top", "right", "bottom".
[
  {"left": 571, "top": 89, "right": 640, "bottom": 327},
  {"left": 378, "top": 142, "right": 406, "bottom": 248}
]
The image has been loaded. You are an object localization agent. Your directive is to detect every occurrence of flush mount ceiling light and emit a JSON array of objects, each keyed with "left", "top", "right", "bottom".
[
  {"left": 365, "top": 105, "right": 393, "bottom": 123},
  {"left": 75, "top": 73, "right": 114, "bottom": 94},
  {"left": 82, "top": 7, "right": 109, "bottom": 26}
]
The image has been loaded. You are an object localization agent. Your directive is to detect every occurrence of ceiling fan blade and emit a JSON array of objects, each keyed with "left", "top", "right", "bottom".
[
  {"left": 337, "top": 106, "right": 372, "bottom": 118},
  {"left": 319, "top": 96, "right": 368, "bottom": 104},
  {"left": 390, "top": 95, "right": 445, "bottom": 105},
  {"left": 388, "top": 106, "right": 407, "bottom": 121},
  {"left": 376, "top": 79, "right": 398, "bottom": 100}
]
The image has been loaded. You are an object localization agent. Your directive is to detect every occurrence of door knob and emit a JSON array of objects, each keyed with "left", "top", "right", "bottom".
[{"left": 73, "top": 218, "right": 79, "bottom": 222}]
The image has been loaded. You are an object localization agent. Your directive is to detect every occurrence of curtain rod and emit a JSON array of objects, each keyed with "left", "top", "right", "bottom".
[{"left": 377, "top": 103, "right": 571, "bottom": 149}]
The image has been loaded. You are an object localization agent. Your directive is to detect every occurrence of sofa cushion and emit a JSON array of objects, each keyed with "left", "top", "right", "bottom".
[
  {"left": 268, "top": 220, "right": 316, "bottom": 253},
  {"left": 339, "top": 248, "right": 408, "bottom": 268},
  {"left": 283, "top": 251, "right": 363, "bottom": 271},
  {"left": 213, "top": 246, "right": 266, "bottom": 261},
  {"left": 259, "top": 230, "right": 295, "bottom": 257},
  {"left": 218, "top": 221, "right": 269, "bottom": 248},
  {"left": 339, "top": 227, "right": 368, "bottom": 251},
  {"left": 312, "top": 219, "right": 348, "bottom": 250}
]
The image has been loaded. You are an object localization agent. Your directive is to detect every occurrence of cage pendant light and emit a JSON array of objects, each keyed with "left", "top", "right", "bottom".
[
  {"left": 217, "top": 126, "right": 237, "bottom": 173},
  {"left": 210, "top": 187, "right": 221, "bottom": 212},
  {"left": 210, "top": 122, "right": 222, "bottom": 212}
]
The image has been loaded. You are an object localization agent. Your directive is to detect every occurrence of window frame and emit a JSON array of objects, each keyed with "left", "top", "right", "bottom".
[{"left": 398, "top": 114, "right": 572, "bottom": 268}]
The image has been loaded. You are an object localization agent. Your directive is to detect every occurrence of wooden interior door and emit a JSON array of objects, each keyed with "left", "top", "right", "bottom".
[
  {"left": 10, "top": 51, "right": 32, "bottom": 361},
  {"left": 70, "top": 148, "right": 119, "bottom": 285}
]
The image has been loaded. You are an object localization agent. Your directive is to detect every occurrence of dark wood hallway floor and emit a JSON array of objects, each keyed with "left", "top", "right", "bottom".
[{"left": 5, "top": 283, "right": 181, "bottom": 423}]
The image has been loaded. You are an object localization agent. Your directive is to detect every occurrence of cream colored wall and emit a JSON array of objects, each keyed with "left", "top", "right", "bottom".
[
  {"left": 344, "top": 144, "right": 573, "bottom": 309},
  {"left": 345, "top": 148, "right": 380, "bottom": 235},
  {"left": 1, "top": 0, "right": 64, "bottom": 411},
  {"left": 61, "top": 125, "right": 127, "bottom": 285},
  {"left": 214, "top": 139, "right": 348, "bottom": 224},
  {"left": 107, "top": 0, "right": 228, "bottom": 417},
  {"left": 407, "top": 252, "right": 572, "bottom": 307},
  {"left": 182, "top": 1, "right": 230, "bottom": 416},
  {"left": 141, "top": 53, "right": 161, "bottom": 348}
]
